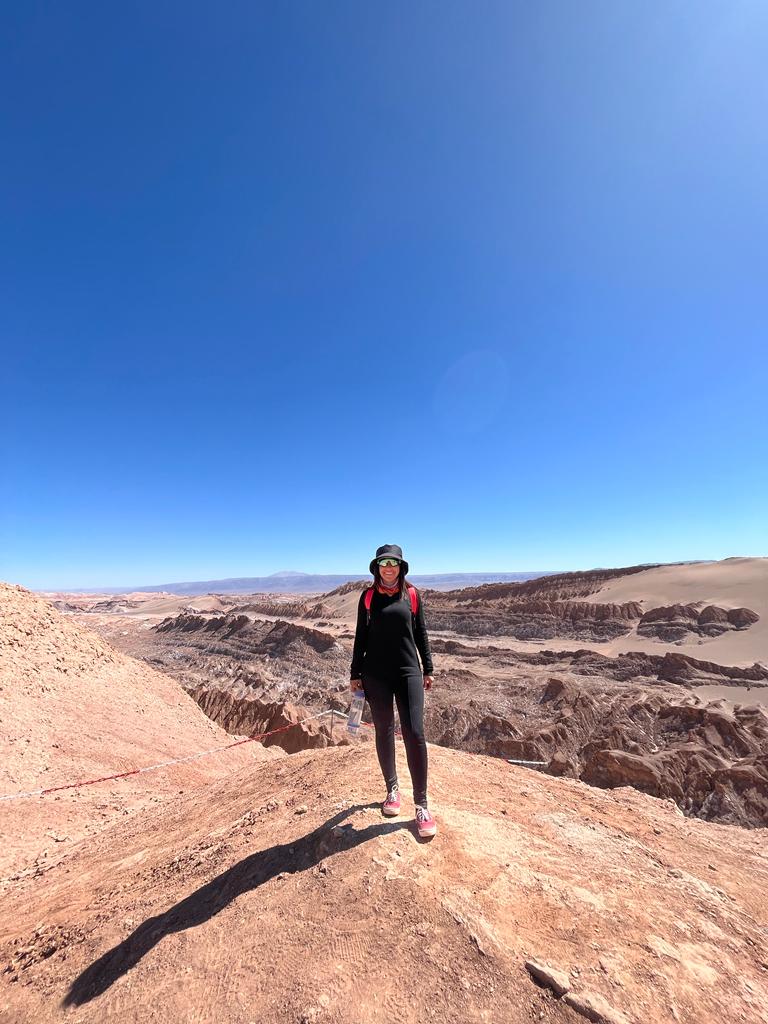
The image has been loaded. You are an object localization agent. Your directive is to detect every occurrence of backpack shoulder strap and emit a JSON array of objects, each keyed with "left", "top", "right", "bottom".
[{"left": 365, "top": 585, "right": 418, "bottom": 622}]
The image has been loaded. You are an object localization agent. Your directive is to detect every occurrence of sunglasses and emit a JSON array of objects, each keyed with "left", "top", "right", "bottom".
[{"left": 377, "top": 558, "right": 401, "bottom": 567}]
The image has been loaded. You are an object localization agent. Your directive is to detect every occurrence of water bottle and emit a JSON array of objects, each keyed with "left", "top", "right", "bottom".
[{"left": 347, "top": 689, "right": 366, "bottom": 736}]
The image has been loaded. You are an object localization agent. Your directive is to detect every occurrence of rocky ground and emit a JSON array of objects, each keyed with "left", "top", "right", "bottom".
[{"left": 2, "top": 742, "right": 768, "bottom": 1024}]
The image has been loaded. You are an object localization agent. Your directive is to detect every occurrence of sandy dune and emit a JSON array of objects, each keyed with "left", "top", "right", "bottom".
[
  {"left": 402, "top": 558, "right": 768, "bottom": 670},
  {"left": 588, "top": 557, "right": 768, "bottom": 666}
]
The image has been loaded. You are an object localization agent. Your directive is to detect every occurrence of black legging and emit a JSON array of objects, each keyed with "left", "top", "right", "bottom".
[{"left": 361, "top": 670, "right": 428, "bottom": 806}]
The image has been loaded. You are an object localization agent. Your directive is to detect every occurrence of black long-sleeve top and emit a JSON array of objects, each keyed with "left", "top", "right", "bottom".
[{"left": 350, "top": 586, "right": 434, "bottom": 681}]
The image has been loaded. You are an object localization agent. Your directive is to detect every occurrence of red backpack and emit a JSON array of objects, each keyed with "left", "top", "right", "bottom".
[{"left": 364, "top": 585, "right": 419, "bottom": 625}]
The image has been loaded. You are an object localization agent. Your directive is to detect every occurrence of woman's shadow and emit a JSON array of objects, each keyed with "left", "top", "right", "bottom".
[{"left": 64, "top": 803, "right": 406, "bottom": 1007}]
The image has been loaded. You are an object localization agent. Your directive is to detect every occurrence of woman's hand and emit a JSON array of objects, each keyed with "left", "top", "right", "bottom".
[
  {"left": 423, "top": 675, "right": 433, "bottom": 690},
  {"left": 350, "top": 678, "right": 362, "bottom": 692}
]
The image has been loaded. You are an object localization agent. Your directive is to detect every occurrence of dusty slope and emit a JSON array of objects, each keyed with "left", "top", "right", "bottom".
[
  {"left": 309, "top": 581, "right": 362, "bottom": 622},
  {"left": 48, "top": 592, "right": 231, "bottom": 617},
  {"left": 1, "top": 742, "right": 767, "bottom": 1024},
  {"left": 0, "top": 583, "right": 273, "bottom": 880},
  {"left": 589, "top": 558, "right": 768, "bottom": 666}
]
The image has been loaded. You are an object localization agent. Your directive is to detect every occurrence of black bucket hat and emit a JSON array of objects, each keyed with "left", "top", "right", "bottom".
[{"left": 369, "top": 543, "right": 409, "bottom": 576}]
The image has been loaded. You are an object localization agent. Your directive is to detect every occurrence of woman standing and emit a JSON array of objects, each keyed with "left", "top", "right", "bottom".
[{"left": 350, "top": 544, "right": 437, "bottom": 838}]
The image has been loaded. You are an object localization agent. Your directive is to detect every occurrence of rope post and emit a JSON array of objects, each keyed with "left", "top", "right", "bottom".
[{"left": 330, "top": 709, "right": 335, "bottom": 740}]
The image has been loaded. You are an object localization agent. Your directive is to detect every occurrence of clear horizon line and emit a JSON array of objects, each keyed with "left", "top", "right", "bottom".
[
  {"left": 33, "top": 568, "right": 562, "bottom": 592},
  {"left": 28, "top": 557, "right": 756, "bottom": 593}
]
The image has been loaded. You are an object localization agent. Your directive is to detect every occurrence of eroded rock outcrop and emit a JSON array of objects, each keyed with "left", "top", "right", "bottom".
[
  {"left": 538, "top": 678, "right": 768, "bottom": 827},
  {"left": 446, "top": 564, "right": 657, "bottom": 602},
  {"left": 419, "top": 659, "right": 768, "bottom": 827},
  {"left": 426, "top": 600, "right": 643, "bottom": 640},
  {"left": 51, "top": 596, "right": 145, "bottom": 614},
  {"left": 156, "top": 613, "right": 338, "bottom": 654},
  {"left": 656, "top": 651, "right": 768, "bottom": 685},
  {"left": 421, "top": 567, "right": 655, "bottom": 640},
  {"left": 229, "top": 598, "right": 332, "bottom": 620},
  {"left": 639, "top": 603, "right": 759, "bottom": 641},
  {"left": 144, "top": 613, "right": 350, "bottom": 706},
  {"left": 188, "top": 687, "right": 336, "bottom": 754}
]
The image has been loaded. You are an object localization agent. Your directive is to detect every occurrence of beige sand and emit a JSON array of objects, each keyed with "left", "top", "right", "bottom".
[
  {"left": 414, "top": 558, "right": 768, "bottom": 671},
  {"left": 589, "top": 557, "right": 768, "bottom": 667}
]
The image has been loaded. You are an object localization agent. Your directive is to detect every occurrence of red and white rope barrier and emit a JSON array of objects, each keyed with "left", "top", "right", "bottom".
[{"left": 0, "top": 709, "right": 335, "bottom": 803}]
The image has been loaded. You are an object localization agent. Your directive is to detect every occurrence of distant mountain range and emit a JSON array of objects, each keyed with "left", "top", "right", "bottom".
[{"left": 62, "top": 570, "right": 559, "bottom": 595}]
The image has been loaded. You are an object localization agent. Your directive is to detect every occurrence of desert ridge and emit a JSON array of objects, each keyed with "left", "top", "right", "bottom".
[{"left": 0, "top": 582, "right": 273, "bottom": 880}]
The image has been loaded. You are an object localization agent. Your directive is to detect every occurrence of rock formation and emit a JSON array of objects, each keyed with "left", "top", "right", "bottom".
[
  {"left": 146, "top": 613, "right": 350, "bottom": 708},
  {"left": 639, "top": 604, "right": 760, "bottom": 641},
  {"left": 426, "top": 597, "right": 644, "bottom": 640},
  {"left": 188, "top": 687, "right": 339, "bottom": 754}
]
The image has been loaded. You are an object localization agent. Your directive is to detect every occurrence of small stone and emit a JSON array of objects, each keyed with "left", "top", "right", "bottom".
[
  {"left": 294, "top": 805, "right": 308, "bottom": 815},
  {"left": 524, "top": 958, "right": 571, "bottom": 997},
  {"left": 563, "top": 989, "right": 632, "bottom": 1024}
]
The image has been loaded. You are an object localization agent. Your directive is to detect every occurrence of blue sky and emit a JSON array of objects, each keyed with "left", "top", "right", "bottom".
[{"left": 2, "top": 2, "right": 767, "bottom": 590}]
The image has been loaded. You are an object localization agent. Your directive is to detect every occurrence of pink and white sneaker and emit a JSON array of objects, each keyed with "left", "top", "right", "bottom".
[
  {"left": 382, "top": 788, "right": 401, "bottom": 817},
  {"left": 415, "top": 805, "right": 437, "bottom": 838}
]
